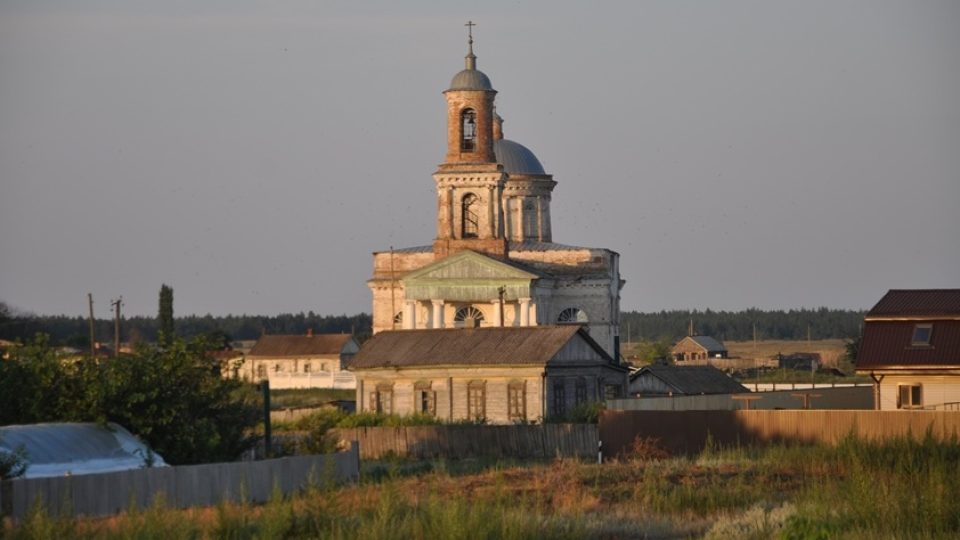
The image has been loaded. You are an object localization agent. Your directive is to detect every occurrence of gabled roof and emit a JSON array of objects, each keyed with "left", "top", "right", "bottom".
[
  {"left": 402, "top": 249, "right": 541, "bottom": 282},
  {"left": 630, "top": 365, "right": 747, "bottom": 395},
  {"left": 857, "top": 320, "right": 960, "bottom": 369},
  {"left": 674, "top": 335, "right": 726, "bottom": 352},
  {"left": 350, "top": 325, "right": 613, "bottom": 369},
  {"left": 248, "top": 334, "right": 355, "bottom": 357},
  {"left": 866, "top": 289, "right": 960, "bottom": 319}
]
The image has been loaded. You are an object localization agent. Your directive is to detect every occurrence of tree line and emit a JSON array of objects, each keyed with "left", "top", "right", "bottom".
[
  {"left": 3, "top": 302, "right": 865, "bottom": 346},
  {"left": 620, "top": 308, "right": 865, "bottom": 343}
]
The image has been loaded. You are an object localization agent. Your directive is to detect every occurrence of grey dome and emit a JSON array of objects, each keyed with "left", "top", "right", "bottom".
[
  {"left": 448, "top": 69, "right": 493, "bottom": 91},
  {"left": 494, "top": 139, "right": 546, "bottom": 175}
]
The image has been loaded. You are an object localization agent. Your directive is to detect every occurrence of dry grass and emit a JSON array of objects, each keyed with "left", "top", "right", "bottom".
[{"left": 725, "top": 339, "right": 847, "bottom": 365}]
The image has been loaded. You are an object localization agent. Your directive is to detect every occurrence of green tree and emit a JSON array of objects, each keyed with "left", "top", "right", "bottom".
[
  {"left": 0, "top": 334, "right": 260, "bottom": 465},
  {"left": 158, "top": 284, "right": 174, "bottom": 343}
]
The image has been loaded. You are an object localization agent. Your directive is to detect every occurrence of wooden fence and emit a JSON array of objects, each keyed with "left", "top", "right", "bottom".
[
  {"left": 600, "top": 410, "right": 960, "bottom": 457},
  {"left": 331, "top": 424, "right": 598, "bottom": 460},
  {"left": 0, "top": 443, "right": 359, "bottom": 520}
]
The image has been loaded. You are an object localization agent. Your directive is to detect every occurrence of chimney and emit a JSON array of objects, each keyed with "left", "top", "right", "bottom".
[{"left": 306, "top": 328, "right": 313, "bottom": 337}]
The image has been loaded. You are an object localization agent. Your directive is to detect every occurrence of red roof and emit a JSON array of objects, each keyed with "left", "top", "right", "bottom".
[{"left": 866, "top": 289, "right": 960, "bottom": 319}]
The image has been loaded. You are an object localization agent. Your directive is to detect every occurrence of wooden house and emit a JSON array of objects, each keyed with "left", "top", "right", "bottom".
[
  {"left": 349, "top": 325, "right": 628, "bottom": 423},
  {"left": 242, "top": 331, "right": 359, "bottom": 389},
  {"left": 672, "top": 335, "right": 728, "bottom": 363},
  {"left": 857, "top": 289, "right": 960, "bottom": 410},
  {"left": 628, "top": 364, "right": 747, "bottom": 396}
]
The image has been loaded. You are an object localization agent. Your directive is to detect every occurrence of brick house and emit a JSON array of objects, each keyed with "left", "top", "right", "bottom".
[
  {"left": 672, "top": 335, "right": 728, "bottom": 363},
  {"left": 856, "top": 289, "right": 960, "bottom": 410},
  {"left": 241, "top": 331, "right": 359, "bottom": 389}
]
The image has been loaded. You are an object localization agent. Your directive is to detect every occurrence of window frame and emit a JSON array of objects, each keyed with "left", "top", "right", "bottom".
[
  {"left": 552, "top": 380, "right": 567, "bottom": 417},
  {"left": 911, "top": 324, "right": 933, "bottom": 347},
  {"left": 897, "top": 384, "right": 923, "bottom": 410},
  {"left": 467, "top": 380, "right": 486, "bottom": 421},
  {"left": 460, "top": 108, "right": 477, "bottom": 151},
  {"left": 507, "top": 380, "right": 527, "bottom": 421},
  {"left": 461, "top": 193, "right": 480, "bottom": 238}
]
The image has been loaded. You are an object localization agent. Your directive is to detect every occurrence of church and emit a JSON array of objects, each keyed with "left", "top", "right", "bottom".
[{"left": 367, "top": 29, "right": 624, "bottom": 359}]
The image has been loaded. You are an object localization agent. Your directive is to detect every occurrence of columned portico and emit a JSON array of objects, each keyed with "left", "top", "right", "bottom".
[
  {"left": 519, "top": 297, "right": 531, "bottom": 326},
  {"left": 431, "top": 299, "right": 445, "bottom": 329},
  {"left": 403, "top": 300, "right": 417, "bottom": 330}
]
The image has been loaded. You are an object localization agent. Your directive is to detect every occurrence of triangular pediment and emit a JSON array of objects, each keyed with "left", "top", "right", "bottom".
[
  {"left": 404, "top": 250, "right": 538, "bottom": 282},
  {"left": 402, "top": 251, "right": 538, "bottom": 302}
]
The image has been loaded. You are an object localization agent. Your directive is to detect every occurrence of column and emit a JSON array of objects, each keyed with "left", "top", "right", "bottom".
[
  {"left": 403, "top": 300, "right": 417, "bottom": 330},
  {"left": 448, "top": 187, "right": 455, "bottom": 239},
  {"left": 431, "top": 299, "right": 445, "bottom": 329},
  {"left": 519, "top": 297, "right": 531, "bottom": 326},
  {"left": 517, "top": 198, "right": 525, "bottom": 240},
  {"left": 491, "top": 299, "right": 502, "bottom": 327},
  {"left": 487, "top": 186, "right": 495, "bottom": 238},
  {"left": 528, "top": 301, "right": 538, "bottom": 326},
  {"left": 536, "top": 198, "right": 543, "bottom": 242}
]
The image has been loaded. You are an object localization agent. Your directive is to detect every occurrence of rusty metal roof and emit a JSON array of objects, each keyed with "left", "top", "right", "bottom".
[
  {"left": 866, "top": 289, "right": 960, "bottom": 319},
  {"left": 350, "top": 325, "right": 612, "bottom": 369},
  {"left": 248, "top": 334, "right": 354, "bottom": 357}
]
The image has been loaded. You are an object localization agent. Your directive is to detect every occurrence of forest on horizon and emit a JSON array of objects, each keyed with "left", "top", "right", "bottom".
[{"left": 1, "top": 304, "right": 865, "bottom": 347}]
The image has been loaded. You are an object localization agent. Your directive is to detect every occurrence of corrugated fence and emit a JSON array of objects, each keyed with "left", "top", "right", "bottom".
[
  {"left": 331, "top": 424, "right": 598, "bottom": 460},
  {"left": 0, "top": 443, "right": 359, "bottom": 520},
  {"left": 600, "top": 410, "right": 960, "bottom": 457}
]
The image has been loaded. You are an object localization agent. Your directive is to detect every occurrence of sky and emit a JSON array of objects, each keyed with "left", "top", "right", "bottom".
[{"left": 1, "top": 1, "right": 958, "bottom": 318}]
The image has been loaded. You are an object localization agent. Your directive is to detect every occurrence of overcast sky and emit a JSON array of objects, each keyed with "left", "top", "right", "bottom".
[{"left": 1, "top": 1, "right": 958, "bottom": 318}]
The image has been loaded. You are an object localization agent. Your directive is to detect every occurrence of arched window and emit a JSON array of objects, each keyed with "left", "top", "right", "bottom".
[
  {"left": 557, "top": 307, "right": 589, "bottom": 325},
  {"left": 454, "top": 306, "right": 485, "bottom": 328},
  {"left": 462, "top": 193, "right": 480, "bottom": 238},
  {"left": 460, "top": 108, "right": 477, "bottom": 151}
]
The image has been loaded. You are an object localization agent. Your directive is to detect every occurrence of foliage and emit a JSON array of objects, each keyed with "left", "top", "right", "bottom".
[
  {"left": 844, "top": 334, "right": 861, "bottom": 365},
  {"left": 546, "top": 401, "right": 605, "bottom": 424},
  {"left": 626, "top": 337, "right": 673, "bottom": 364},
  {"left": 157, "top": 284, "right": 174, "bottom": 343},
  {"left": 621, "top": 307, "right": 866, "bottom": 343},
  {"left": 0, "top": 439, "right": 29, "bottom": 479},
  {"left": 0, "top": 334, "right": 260, "bottom": 465},
  {"left": 269, "top": 388, "right": 355, "bottom": 410}
]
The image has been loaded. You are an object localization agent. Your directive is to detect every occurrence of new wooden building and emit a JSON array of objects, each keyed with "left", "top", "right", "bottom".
[
  {"left": 857, "top": 289, "right": 960, "bottom": 410},
  {"left": 672, "top": 335, "right": 728, "bottom": 363},
  {"left": 350, "top": 326, "right": 628, "bottom": 423}
]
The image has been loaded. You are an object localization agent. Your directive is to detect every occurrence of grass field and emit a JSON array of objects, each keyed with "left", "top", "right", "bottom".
[
  {"left": 7, "top": 435, "right": 958, "bottom": 539},
  {"left": 724, "top": 339, "right": 848, "bottom": 365},
  {"left": 269, "top": 388, "right": 355, "bottom": 410}
]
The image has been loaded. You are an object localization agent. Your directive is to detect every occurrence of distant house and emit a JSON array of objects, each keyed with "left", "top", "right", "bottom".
[
  {"left": 856, "top": 289, "right": 960, "bottom": 410},
  {"left": 242, "top": 331, "right": 359, "bottom": 390},
  {"left": 349, "top": 326, "right": 628, "bottom": 424},
  {"left": 628, "top": 364, "right": 747, "bottom": 396},
  {"left": 672, "top": 336, "right": 728, "bottom": 363},
  {"left": 778, "top": 353, "right": 822, "bottom": 371}
]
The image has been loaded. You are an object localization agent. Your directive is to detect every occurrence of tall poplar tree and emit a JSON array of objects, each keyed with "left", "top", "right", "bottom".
[{"left": 158, "top": 284, "right": 174, "bottom": 343}]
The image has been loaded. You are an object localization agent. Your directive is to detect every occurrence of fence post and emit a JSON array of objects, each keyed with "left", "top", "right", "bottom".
[{"left": 597, "top": 439, "right": 602, "bottom": 464}]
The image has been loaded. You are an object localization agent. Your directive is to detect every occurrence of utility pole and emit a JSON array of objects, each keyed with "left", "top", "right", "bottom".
[
  {"left": 111, "top": 296, "right": 123, "bottom": 356},
  {"left": 88, "top": 293, "right": 96, "bottom": 356}
]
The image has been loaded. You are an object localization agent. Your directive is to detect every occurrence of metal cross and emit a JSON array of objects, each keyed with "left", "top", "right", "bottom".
[{"left": 465, "top": 20, "right": 476, "bottom": 42}]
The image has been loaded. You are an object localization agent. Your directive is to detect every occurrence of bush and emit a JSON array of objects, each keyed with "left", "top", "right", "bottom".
[{"left": 0, "top": 334, "right": 260, "bottom": 464}]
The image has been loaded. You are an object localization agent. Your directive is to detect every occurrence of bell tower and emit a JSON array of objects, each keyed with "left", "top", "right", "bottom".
[{"left": 433, "top": 22, "right": 508, "bottom": 259}]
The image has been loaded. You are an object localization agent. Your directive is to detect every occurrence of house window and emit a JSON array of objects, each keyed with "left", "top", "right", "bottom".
[
  {"left": 467, "top": 380, "right": 486, "bottom": 420},
  {"left": 256, "top": 364, "right": 266, "bottom": 379},
  {"left": 371, "top": 384, "right": 393, "bottom": 415},
  {"left": 911, "top": 324, "right": 933, "bottom": 346},
  {"left": 898, "top": 384, "right": 923, "bottom": 409},
  {"left": 508, "top": 380, "right": 526, "bottom": 421},
  {"left": 454, "top": 306, "right": 485, "bottom": 328},
  {"left": 604, "top": 384, "right": 622, "bottom": 400},
  {"left": 575, "top": 377, "right": 588, "bottom": 406},
  {"left": 552, "top": 380, "right": 567, "bottom": 417},
  {"left": 557, "top": 307, "right": 588, "bottom": 325},
  {"left": 415, "top": 381, "right": 436, "bottom": 416},
  {"left": 274, "top": 363, "right": 282, "bottom": 373},
  {"left": 462, "top": 193, "right": 480, "bottom": 238},
  {"left": 460, "top": 108, "right": 477, "bottom": 151},
  {"left": 303, "top": 363, "right": 311, "bottom": 373}
]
